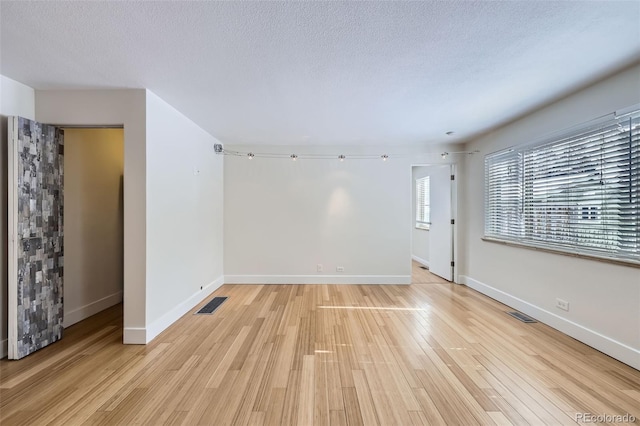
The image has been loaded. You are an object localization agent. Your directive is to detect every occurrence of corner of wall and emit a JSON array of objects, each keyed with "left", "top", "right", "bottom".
[
  {"left": 1, "top": 75, "right": 36, "bottom": 119},
  {"left": 145, "top": 275, "right": 225, "bottom": 343}
]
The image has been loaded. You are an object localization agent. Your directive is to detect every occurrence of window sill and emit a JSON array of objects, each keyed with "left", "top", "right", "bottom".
[
  {"left": 415, "top": 225, "right": 430, "bottom": 231},
  {"left": 481, "top": 236, "right": 640, "bottom": 269}
]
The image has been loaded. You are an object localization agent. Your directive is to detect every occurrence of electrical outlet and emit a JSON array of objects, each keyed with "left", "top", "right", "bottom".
[
  {"left": 556, "top": 298, "right": 569, "bottom": 311},
  {"left": 336, "top": 266, "right": 344, "bottom": 272},
  {"left": 317, "top": 264, "right": 323, "bottom": 273}
]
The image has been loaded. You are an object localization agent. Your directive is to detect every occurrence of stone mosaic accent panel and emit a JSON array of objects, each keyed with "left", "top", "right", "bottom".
[{"left": 12, "top": 117, "right": 64, "bottom": 359}]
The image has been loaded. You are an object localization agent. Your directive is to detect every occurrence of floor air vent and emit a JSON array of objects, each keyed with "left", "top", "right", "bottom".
[
  {"left": 195, "top": 296, "right": 228, "bottom": 315},
  {"left": 507, "top": 311, "right": 537, "bottom": 323}
]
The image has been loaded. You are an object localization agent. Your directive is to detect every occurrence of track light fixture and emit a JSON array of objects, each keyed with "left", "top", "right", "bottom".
[
  {"left": 215, "top": 147, "right": 479, "bottom": 161},
  {"left": 441, "top": 150, "right": 479, "bottom": 159}
]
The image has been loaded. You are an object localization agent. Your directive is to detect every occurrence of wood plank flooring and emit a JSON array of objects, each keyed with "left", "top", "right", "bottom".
[
  {"left": 1, "top": 263, "right": 639, "bottom": 425},
  {"left": 410, "top": 261, "right": 448, "bottom": 284}
]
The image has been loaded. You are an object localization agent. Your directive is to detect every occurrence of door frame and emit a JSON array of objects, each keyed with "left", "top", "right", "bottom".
[{"left": 409, "top": 163, "right": 459, "bottom": 283}]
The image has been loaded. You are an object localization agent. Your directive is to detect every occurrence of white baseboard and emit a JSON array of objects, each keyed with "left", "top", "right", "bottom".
[
  {"left": 145, "top": 275, "right": 225, "bottom": 343},
  {"left": 123, "top": 327, "right": 146, "bottom": 345},
  {"left": 224, "top": 275, "right": 411, "bottom": 285},
  {"left": 63, "top": 291, "right": 123, "bottom": 328},
  {"left": 411, "top": 255, "right": 430, "bottom": 268},
  {"left": 460, "top": 275, "right": 640, "bottom": 370},
  {"left": 1, "top": 339, "right": 6, "bottom": 359}
]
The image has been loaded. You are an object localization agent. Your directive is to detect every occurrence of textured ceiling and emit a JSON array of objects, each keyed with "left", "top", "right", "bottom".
[{"left": 1, "top": 1, "right": 639, "bottom": 146}]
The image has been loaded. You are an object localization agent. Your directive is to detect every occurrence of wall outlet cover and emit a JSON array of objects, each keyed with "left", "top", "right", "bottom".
[{"left": 556, "top": 298, "right": 570, "bottom": 311}]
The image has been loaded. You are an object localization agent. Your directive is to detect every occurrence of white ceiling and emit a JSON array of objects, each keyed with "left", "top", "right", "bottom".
[{"left": 1, "top": 1, "right": 639, "bottom": 146}]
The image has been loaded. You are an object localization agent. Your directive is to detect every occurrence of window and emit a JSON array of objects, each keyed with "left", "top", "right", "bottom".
[
  {"left": 416, "top": 176, "right": 430, "bottom": 230},
  {"left": 485, "top": 108, "right": 640, "bottom": 263}
]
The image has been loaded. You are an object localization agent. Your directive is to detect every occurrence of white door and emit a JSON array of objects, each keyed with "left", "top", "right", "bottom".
[{"left": 428, "top": 165, "right": 453, "bottom": 281}]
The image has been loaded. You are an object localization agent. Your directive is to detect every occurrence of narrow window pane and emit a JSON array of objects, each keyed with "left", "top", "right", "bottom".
[{"left": 416, "top": 176, "right": 430, "bottom": 229}]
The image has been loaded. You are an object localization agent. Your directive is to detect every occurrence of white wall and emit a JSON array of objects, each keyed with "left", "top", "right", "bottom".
[
  {"left": 224, "top": 145, "right": 460, "bottom": 284},
  {"left": 37, "top": 90, "right": 225, "bottom": 344},
  {"left": 64, "top": 128, "right": 124, "bottom": 327},
  {"left": 411, "top": 166, "right": 430, "bottom": 266},
  {"left": 1, "top": 76, "right": 35, "bottom": 119},
  {"left": 145, "top": 91, "right": 224, "bottom": 341},
  {"left": 36, "top": 89, "right": 148, "bottom": 344},
  {"left": 0, "top": 75, "right": 35, "bottom": 358},
  {"left": 459, "top": 62, "right": 640, "bottom": 369}
]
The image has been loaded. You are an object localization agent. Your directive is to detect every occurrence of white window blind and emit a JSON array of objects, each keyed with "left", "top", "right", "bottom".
[
  {"left": 485, "top": 108, "right": 640, "bottom": 263},
  {"left": 416, "top": 176, "right": 430, "bottom": 229}
]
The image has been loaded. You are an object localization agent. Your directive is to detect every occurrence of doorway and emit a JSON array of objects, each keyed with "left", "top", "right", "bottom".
[
  {"left": 411, "top": 164, "right": 456, "bottom": 282},
  {"left": 6, "top": 122, "right": 124, "bottom": 359},
  {"left": 63, "top": 128, "right": 124, "bottom": 328}
]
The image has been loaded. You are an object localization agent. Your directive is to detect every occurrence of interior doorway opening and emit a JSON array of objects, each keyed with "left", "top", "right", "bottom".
[
  {"left": 410, "top": 164, "right": 457, "bottom": 282},
  {"left": 62, "top": 127, "right": 124, "bottom": 329}
]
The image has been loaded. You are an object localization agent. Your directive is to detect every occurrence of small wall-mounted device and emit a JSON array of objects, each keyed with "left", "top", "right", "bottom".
[{"left": 214, "top": 143, "right": 223, "bottom": 153}]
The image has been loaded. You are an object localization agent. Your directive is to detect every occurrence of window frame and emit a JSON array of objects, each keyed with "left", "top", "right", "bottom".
[{"left": 484, "top": 106, "right": 640, "bottom": 266}]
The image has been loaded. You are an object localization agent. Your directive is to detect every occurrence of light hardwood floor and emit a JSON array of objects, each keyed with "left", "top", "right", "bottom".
[
  {"left": 410, "top": 261, "right": 448, "bottom": 285},
  {"left": 1, "top": 263, "right": 638, "bottom": 425}
]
